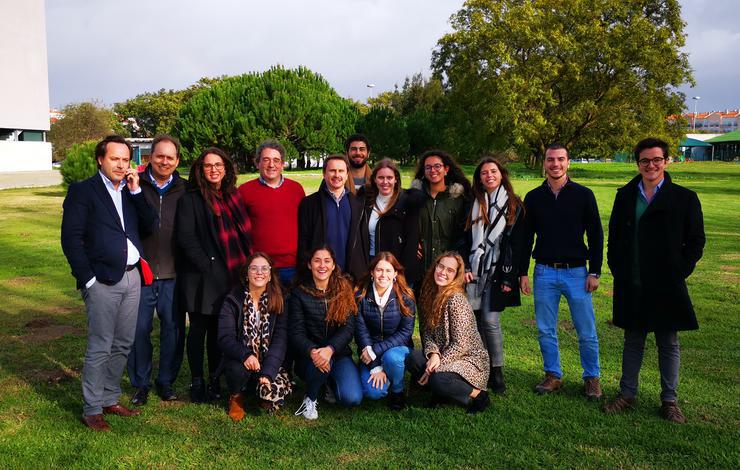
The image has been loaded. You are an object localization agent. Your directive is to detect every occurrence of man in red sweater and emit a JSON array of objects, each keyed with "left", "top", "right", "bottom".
[{"left": 238, "top": 140, "right": 305, "bottom": 286}]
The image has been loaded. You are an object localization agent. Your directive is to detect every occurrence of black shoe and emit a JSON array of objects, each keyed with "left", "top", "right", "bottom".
[
  {"left": 157, "top": 384, "right": 178, "bottom": 401},
  {"left": 424, "top": 394, "right": 450, "bottom": 409},
  {"left": 190, "top": 378, "right": 206, "bottom": 404},
  {"left": 467, "top": 390, "right": 490, "bottom": 414},
  {"left": 387, "top": 391, "right": 407, "bottom": 411},
  {"left": 488, "top": 367, "right": 506, "bottom": 394},
  {"left": 131, "top": 387, "right": 149, "bottom": 406},
  {"left": 207, "top": 376, "right": 222, "bottom": 401}
]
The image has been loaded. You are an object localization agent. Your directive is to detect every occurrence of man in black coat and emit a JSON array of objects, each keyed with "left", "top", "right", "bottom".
[
  {"left": 603, "top": 137, "right": 705, "bottom": 424},
  {"left": 127, "top": 135, "right": 186, "bottom": 405},
  {"left": 297, "top": 154, "right": 369, "bottom": 280}
]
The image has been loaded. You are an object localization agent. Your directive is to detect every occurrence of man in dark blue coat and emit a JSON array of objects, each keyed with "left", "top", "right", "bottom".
[
  {"left": 61, "top": 135, "right": 155, "bottom": 431},
  {"left": 603, "top": 137, "right": 705, "bottom": 424}
]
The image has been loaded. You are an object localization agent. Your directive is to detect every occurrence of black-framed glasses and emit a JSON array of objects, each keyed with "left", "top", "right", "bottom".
[
  {"left": 638, "top": 157, "right": 665, "bottom": 167},
  {"left": 203, "top": 162, "right": 225, "bottom": 170},
  {"left": 424, "top": 163, "right": 444, "bottom": 172}
]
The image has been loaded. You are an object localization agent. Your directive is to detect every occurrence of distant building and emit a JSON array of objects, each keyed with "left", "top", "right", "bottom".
[
  {"left": 0, "top": 0, "right": 52, "bottom": 172},
  {"left": 683, "top": 110, "right": 740, "bottom": 133}
]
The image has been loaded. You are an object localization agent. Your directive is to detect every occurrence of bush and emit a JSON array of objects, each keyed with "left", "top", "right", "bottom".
[{"left": 60, "top": 141, "right": 98, "bottom": 188}]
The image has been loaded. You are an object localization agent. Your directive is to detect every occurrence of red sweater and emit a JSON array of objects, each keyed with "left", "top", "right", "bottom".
[{"left": 238, "top": 178, "right": 305, "bottom": 268}]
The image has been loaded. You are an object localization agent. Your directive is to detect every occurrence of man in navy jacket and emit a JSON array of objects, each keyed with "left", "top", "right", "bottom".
[{"left": 61, "top": 135, "right": 155, "bottom": 431}]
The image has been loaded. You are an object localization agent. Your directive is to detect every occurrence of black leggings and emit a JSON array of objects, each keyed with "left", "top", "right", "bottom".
[
  {"left": 406, "top": 349, "right": 474, "bottom": 406},
  {"left": 186, "top": 312, "right": 221, "bottom": 380}
]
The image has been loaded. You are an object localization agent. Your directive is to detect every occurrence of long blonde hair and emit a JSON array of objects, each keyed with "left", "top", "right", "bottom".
[{"left": 419, "top": 251, "right": 466, "bottom": 330}]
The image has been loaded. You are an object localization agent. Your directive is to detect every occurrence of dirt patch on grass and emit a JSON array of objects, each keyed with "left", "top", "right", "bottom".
[
  {"left": 28, "top": 366, "right": 80, "bottom": 384},
  {"left": 23, "top": 316, "right": 83, "bottom": 344},
  {"left": 5, "top": 276, "right": 37, "bottom": 287}
]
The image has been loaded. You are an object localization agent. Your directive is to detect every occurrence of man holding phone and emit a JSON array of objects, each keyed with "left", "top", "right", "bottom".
[{"left": 61, "top": 135, "right": 155, "bottom": 431}]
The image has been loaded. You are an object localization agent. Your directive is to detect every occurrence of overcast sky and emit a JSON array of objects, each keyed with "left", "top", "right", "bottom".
[{"left": 46, "top": 0, "right": 739, "bottom": 113}]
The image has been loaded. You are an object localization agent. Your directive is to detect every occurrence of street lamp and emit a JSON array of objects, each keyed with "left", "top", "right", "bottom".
[{"left": 692, "top": 96, "right": 701, "bottom": 131}]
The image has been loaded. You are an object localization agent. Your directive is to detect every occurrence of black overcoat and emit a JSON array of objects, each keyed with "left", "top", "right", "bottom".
[{"left": 607, "top": 172, "right": 705, "bottom": 331}]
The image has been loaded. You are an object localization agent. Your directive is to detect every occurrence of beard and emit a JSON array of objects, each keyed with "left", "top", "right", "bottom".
[{"left": 349, "top": 158, "right": 367, "bottom": 169}]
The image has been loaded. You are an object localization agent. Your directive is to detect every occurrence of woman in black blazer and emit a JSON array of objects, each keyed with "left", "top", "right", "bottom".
[
  {"left": 176, "top": 147, "right": 251, "bottom": 403},
  {"left": 218, "top": 252, "right": 291, "bottom": 421}
]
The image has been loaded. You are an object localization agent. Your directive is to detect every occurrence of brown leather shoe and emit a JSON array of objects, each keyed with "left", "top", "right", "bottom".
[
  {"left": 81, "top": 414, "right": 111, "bottom": 431},
  {"left": 584, "top": 377, "right": 603, "bottom": 400},
  {"left": 228, "top": 394, "right": 245, "bottom": 422},
  {"left": 603, "top": 394, "right": 636, "bottom": 413},
  {"left": 102, "top": 403, "right": 141, "bottom": 417},
  {"left": 534, "top": 373, "right": 563, "bottom": 394},
  {"left": 661, "top": 401, "right": 687, "bottom": 424}
]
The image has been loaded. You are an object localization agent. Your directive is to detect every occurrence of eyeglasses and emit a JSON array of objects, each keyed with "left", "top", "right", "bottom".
[
  {"left": 424, "top": 163, "right": 444, "bottom": 172},
  {"left": 435, "top": 263, "right": 457, "bottom": 276},
  {"left": 638, "top": 157, "right": 665, "bottom": 167},
  {"left": 248, "top": 265, "right": 271, "bottom": 274},
  {"left": 203, "top": 162, "right": 225, "bottom": 170}
]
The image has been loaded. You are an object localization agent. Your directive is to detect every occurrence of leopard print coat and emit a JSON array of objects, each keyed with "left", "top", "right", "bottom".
[{"left": 422, "top": 292, "right": 490, "bottom": 389}]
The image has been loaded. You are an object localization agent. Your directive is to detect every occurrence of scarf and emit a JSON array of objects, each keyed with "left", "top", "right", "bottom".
[
  {"left": 211, "top": 190, "right": 251, "bottom": 283},
  {"left": 242, "top": 291, "right": 271, "bottom": 360},
  {"left": 467, "top": 185, "right": 508, "bottom": 310}
]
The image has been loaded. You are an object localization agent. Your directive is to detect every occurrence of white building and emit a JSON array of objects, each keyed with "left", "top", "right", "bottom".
[{"left": 0, "top": 0, "right": 52, "bottom": 171}]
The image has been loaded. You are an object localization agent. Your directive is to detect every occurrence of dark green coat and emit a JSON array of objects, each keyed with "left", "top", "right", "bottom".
[{"left": 412, "top": 179, "right": 469, "bottom": 277}]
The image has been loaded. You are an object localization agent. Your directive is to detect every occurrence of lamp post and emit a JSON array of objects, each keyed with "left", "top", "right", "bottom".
[{"left": 692, "top": 96, "right": 701, "bottom": 131}]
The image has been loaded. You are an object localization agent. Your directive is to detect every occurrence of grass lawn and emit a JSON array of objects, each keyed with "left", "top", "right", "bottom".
[{"left": 0, "top": 162, "right": 738, "bottom": 468}]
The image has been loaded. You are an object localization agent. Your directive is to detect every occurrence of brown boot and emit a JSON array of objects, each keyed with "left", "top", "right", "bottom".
[
  {"left": 584, "top": 377, "right": 603, "bottom": 400},
  {"left": 534, "top": 373, "right": 563, "bottom": 394},
  {"left": 603, "top": 393, "right": 635, "bottom": 413},
  {"left": 228, "top": 394, "right": 245, "bottom": 422},
  {"left": 661, "top": 401, "right": 686, "bottom": 424}
]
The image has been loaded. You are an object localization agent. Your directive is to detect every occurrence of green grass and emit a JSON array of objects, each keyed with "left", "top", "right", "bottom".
[{"left": 0, "top": 163, "right": 738, "bottom": 468}]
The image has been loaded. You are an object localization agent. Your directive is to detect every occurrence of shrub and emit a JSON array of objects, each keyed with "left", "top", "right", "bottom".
[{"left": 60, "top": 141, "right": 98, "bottom": 188}]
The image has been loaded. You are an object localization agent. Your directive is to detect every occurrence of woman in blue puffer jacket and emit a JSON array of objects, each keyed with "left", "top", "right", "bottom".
[{"left": 355, "top": 252, "right": 416, "bottom": 410}]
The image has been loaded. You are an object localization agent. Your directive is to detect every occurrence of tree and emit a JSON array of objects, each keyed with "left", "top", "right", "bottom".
[
  {"left": 357, "top": 107, "right": 409, "bottom": 163},
  {"left": 433, "top": 0, "right": 693, "bottom": 165},
  {"left": 48, "top": 102, "right": 126, "bottom": 162},
  {"left": 59, "top": 141, "right": 98, "bottom": 188},
  {"left": 114, "top": 77, "right": 222, "bottom": 137},
  {"left": 173, "top": 66, "right": 358, "bottom": 169}
]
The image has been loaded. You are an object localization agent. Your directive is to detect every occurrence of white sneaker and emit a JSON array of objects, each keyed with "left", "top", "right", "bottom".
[
  {"left": 294, "top": 396, "right": 318, "bottom": 420},
  {"left": 323, "top": 386, "right": 337, "bottom": 404}
]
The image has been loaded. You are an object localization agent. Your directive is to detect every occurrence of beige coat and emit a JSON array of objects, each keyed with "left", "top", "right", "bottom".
[{"left": 423, "top": 292, "right": 490, "bottom": 389}]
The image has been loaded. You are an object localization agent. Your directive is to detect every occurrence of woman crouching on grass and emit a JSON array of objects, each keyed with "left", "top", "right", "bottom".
[
  {"left": 405, "top": 251, "right": 491, "bottom": 413},
  {"left": 217, "top": 252, "right": 292, "bottom": 422},
  {"left": 289, "top": 246, "right": 362, "bottom": 420},
  {"left": 355, "top": 252, "right": 416, "bottom": 410}
]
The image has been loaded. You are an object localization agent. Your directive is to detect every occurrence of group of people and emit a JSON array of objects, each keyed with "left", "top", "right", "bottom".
[{"left": 61, "top": 132, "right": 705, "bottom": 431}]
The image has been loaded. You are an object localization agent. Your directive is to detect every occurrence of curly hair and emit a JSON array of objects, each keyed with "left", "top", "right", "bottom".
[
  {"left": 467, "top": 156, "right": 524, "bottom": 228},
  {"left": 239, "top": 252, "right": 284, "bottom": 315},
  {"left": 413, "top": 149, "right": 472, "bottom": 198},
  {"left": 419, "top": 251, "right": 466, "bottom": 331},
  {"left": 188, "top": 147, "right": 238, "bottom": 211},
  {"left": 364, "top": 158, "right": 402, "bottom": 214},
  {"left": 299, "top": 246, "right": 358, "bottom": 325},
  {"left": 355, "top": 252, "right": 415, "bottom": 317}
]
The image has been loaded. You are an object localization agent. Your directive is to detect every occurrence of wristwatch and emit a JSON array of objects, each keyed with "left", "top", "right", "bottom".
[{"left": 588, "top": 273, "right": 600, "bottom": 279}]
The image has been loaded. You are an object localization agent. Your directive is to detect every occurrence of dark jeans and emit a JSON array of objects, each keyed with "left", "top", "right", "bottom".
[
  {"left": 223, "top": 358, "right": 258, "bottom": 395},
  {"left": 620, "top": 329, "right": 680, "bottom": 402},
  {"left": 405, "top": 349, "right": 474, "bottom": 406},
  {"left": 127, "top": 279, "right": 182, "bottom": 389},
  {"left": 186, "top": 312, "right": 221, "bottom": 380},
  {"left": 295, "top": 355, "right": 362, "bottom": 406}
]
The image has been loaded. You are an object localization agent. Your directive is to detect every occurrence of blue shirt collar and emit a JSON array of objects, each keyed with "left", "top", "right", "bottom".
[
  {"left": 99, "top": 171, "right": 124, "bottom": 192},
  {"left": 638, "top": 178, "right": 665, "bottom": 203},
  {"left": 258, "top": 174, "right": 284, "bottom": 188}
]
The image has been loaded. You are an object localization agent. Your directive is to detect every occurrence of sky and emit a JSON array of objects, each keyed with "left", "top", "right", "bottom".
[{"left": 45, "top": 0, "right": 740, "bottom": 114}]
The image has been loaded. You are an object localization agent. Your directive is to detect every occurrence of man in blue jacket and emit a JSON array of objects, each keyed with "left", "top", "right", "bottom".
[{"left": 61, "top": 135, "right": 155, "bottom": 431}]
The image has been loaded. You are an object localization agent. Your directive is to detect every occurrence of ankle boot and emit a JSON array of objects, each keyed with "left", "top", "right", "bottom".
[
  {"left": 190, "top": 377, "right": 206, "bottom": 404},
  {"left": 228, "top": 394, "right": 245, "bottom": 422},
  {"left": 489, "top": 366, "right": 506, "bottom": 394},
  {"left": 467, "top": 390, "right": 490, "bottom": 414},
  {"left": 207, "top": 376, "right": 222, "bottom": 401}
]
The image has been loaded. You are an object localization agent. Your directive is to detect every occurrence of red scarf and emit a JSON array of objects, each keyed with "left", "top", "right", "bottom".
[{"left": 211, "top": 190, "right": 251, "bottom": 283}]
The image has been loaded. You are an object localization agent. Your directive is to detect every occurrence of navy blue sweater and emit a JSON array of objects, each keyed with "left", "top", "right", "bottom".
[{"left": 521, "top": 179, "right": 603, "bottom": 275}]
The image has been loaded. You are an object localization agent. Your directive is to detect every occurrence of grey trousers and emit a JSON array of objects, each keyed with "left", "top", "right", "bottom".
[
  {"left": 619, "top": 329, "right": 680, "bottom": 402},
  {"left": 81, "top": 269, "right": 141, "bottom": 416},
  {"left": 477, "top": 288, "right": 504, "bottom": 368}
]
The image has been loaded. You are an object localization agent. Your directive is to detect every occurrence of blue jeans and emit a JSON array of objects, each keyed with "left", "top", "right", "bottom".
[
  {"left": 127, "top": 279, "right": 181, "bottom": 388},
  {"left": 296, "top": 355, "right": 362, "bottom": 406},
  {"left": 359, "top": 345, "right": 410, "bottom": 399},
  {"left": 533, "top": 264, "right": 600, "bottom": 379}
]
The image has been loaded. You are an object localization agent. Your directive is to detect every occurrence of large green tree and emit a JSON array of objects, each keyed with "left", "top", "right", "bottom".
[
  {"left": 48, "top": 102, "right": 126, "bottom": 162},
  {"left": 433, "top": 0, "right": 693, "bottom": 165},
  {"left": 357, "top": 107, "right": 409, "bottom": 163},
  {"left": 173, "top": 66, "right": 358, "bottom": 168}
]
